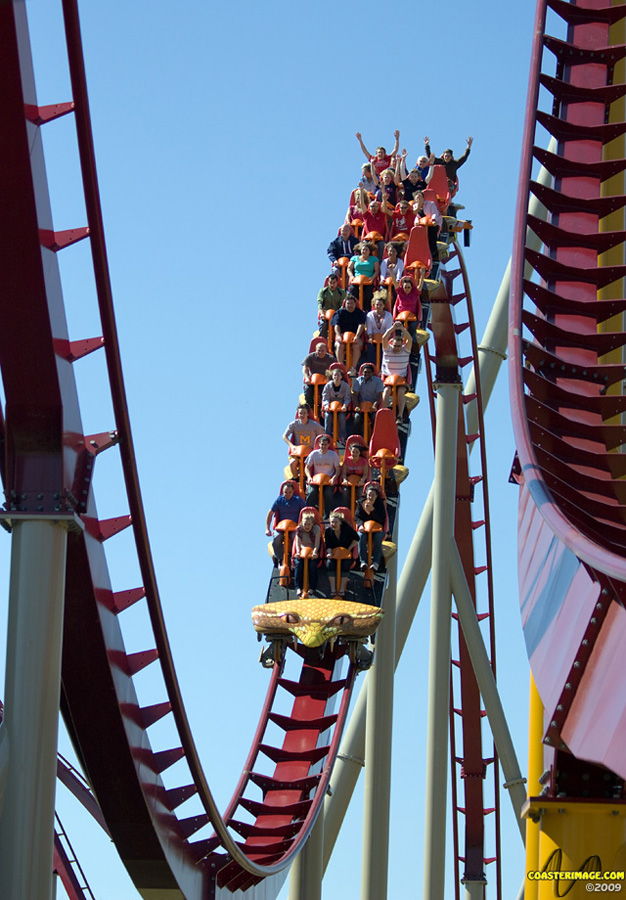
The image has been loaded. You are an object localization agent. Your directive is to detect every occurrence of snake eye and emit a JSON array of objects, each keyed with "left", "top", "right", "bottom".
[
  {"left": 330, "top": 614, "right": 353, "bottom": 627},
  {"left": 282, "top": 613, "right": 300, "bottom": 625}
]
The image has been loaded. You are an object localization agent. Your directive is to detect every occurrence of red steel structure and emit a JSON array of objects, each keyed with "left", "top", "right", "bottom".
[
  {"left": 510, "top": 0, "right": 626, "bottom": 802},
  {"left": 422, "top": 248, "right": 502, "bottom": 898},
  {"left": 0, "top": 1, "right": 504, "bottom": 898},
  {"left": 0, "top": 2, "right": 362, "bottom": 896}
]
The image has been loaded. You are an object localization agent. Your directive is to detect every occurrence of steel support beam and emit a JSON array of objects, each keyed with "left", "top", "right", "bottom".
[
  {"left": 361, "top": 552, "right": 397, "bottom": 900},
  {"left": 423, "top": 382, "right": 461, "bottom": 900},
  {"left": 449, "top": 543, "right": 526, "bottom": 837},
  {"left": 288, "top": 806, "right": 324, "bottom": 900},
  {"left": 0, "top": 516, "right": 77, "bottom": 900}
]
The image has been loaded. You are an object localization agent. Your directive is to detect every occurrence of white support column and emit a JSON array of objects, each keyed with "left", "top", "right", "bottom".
[
  {"left": 0, "top": 515, "right": 78, "bottom": 900},
  {"left": 288, "top": 808, "right": 324, "bottom": 900},
  {"left": 464, "top": 881, "right": 487, "bottom": 900},
  {"left": 423, "top": 381, "right": 461, "bottom": 900},
  {"left": 449, "top": 543, "right": 526, "bottom": 838},
  {"left": 361, "top": 552, "right": 397, "bottom": 900}
]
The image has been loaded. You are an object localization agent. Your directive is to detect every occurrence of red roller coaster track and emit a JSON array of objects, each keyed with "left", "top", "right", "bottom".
[
  {"left": 0, "top": 1, "right": 506, "bottom": 898},
  {"left": 510, "top": 0, "right": 626, "bottom": 785}
]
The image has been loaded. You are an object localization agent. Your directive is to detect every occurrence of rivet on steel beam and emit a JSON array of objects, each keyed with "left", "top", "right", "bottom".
[
  {"left": 573, "top": 661, "right": 580, "bottom": 668},
  {"left": 565, "top": 683, "right": 572, "bottom": 690}
]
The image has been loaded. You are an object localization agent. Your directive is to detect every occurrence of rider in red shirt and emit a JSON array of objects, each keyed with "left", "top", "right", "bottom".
[{"left": 356, "top": 130, "right": 400, "bottom": 177}]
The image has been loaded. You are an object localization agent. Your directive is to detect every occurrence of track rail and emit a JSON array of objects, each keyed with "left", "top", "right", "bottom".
[
  {"left": 509, "top": 0, "right": 626, "bottom": 775},
  {"left": 0, "top": 2, "right": 360, "bottom": 896},
  {"left": 423, "top": 245, "right": 502, "bottom": 897},
  {"left": 0, "top": 2, "right": 505, "bottom": 897}
]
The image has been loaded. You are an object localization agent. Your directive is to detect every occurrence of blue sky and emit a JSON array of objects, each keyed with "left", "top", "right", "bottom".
[{"left": 0, "top": 1, "right": 542, "bottom": 897}]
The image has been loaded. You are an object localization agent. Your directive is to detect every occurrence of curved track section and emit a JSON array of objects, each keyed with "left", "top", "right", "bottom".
[
  {"left": 0, "top": 3, "right": 502, "bottom": 897},
  {"left": 0, "top": 2, "right": 360, "bottom": 896},
  {"left": 509, "top": 0, "right": 626, "bottom": 776}
]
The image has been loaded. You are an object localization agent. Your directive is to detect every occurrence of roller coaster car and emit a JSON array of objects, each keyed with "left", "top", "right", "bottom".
[{"left": 252, "top": 597, "right": 383, "bottom": 667}]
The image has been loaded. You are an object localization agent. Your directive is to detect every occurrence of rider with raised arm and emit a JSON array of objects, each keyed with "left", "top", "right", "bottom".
[
  {"left": 395, "top": 148, "right": 434, "bottom": 200},
  {"left": 356, "top": 130, "right": 400, "bottom": 177},
  {"left": 381, "top": 322, "right": 413, "bottom": 423},
  {"left": 423, "top": 134, "right": 473, "bottom": 191}
]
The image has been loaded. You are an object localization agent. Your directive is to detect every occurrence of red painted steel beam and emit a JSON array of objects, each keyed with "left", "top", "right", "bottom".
[{"left": 510, "top": 0, "right": 626, "bottom": 780}]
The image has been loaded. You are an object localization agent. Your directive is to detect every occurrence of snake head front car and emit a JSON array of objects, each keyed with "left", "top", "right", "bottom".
[{"left": 251, "top": 597, "right": 384, "bottom": 648}]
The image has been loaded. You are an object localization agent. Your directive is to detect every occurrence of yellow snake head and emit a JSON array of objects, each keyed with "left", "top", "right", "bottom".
[{"left": 251, "top": 597, "right": 384, "bottom": 648}]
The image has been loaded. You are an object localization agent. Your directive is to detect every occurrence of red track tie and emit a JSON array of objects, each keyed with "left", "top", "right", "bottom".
[
  {"left": 258, "top": 744, "right": 330, "bottom": 765},
  {"left": 119, "top": 701, "right": 168, "bottom": 729},
  {"left": 471, "top": 520, "right": 485, "bottom": 530},
  {"left": 178, "top": 814, "right": 210, "bottom": 839},
  {"left": 268, "top": 711, "right": 338, "bottom": 732},
  {"left": 229, "top": 820, "right": 301, "bottom": 839},
  {"left": 125, "top": 648, "right": 159, "bottom": 675},
  {"left": 239, "top": 797, "right": 312, "bottom": 819},
  {"left": 54, "top": 336, "right": 104, "bottom": 361},
  {"left": 166, "top": 784, "right": 198, "bottom": 810},
  {"left": 150, "top": 747, "right": 185, "bottom": 775},
  {"left": 24, "top": 101, "right": 75, "bottom": 124},
  {"left": 141, "top": 701, "right": 172, "bottom": 728},
  {"left": 85, "top": 431, "right": 118, "bottom": 455},
  {"left": 83, "top": 514, "right": 132, "bottom": 541},
  {"left": 547, "top": 0, "right": 626, "bottom": 27},
  {"left": 112, "top": 586, "right": 145, "bottom": 613},
  {"left": 39, "top": 226, "right": 89, "bottom": 251}
]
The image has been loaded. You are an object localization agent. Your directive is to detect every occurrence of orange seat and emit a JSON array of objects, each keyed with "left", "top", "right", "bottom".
[
  {"left": 355, "top": 400, "right": 374, "bottom": 443},
  {"left": 343, "top": 474, "right": 362, "bottom": 517},
  {"left": 361, "top": 519, "right": 384, "bottom": 571},
  {"left": 308, "top": 336, "right": 329, "bottom": 353},
  {"left": 349, "top": 276, "right": 372, "bottom": 310},
  {"left": 363, "top": 230, "right": 383, "bottom": 243},
  {"left": 425, "top": 165, "right": 451, "bottom": 212},
  {"left": 334, "top": 505, "right": 357, "bottom": 529},
  {"left": 369, "top": 408, "right": 401, "bottom": 491},
  {"left": 396, "top": 310, "right": 417, "bottom": 330},
  {"left": 345, "top": 434, "right": 369, "bottom": 458},
  {"left": 329, "top": 547, "right": 353, "bottom": 596},
  {"left": 405, "top": 225, "right": 432, "bottom": 276},
  {"left": 275, "top": 519, "right": 298, "bottom": 586},
  {"left": 369, "top": 332, "right": 384, "bottom": 371},
  {"left": 341, "top": 330, "right": 357, "bottom": 370},
  {"left": 328, "top": 400, "right": 345, "bottom": 444},
  {"left": 335, "top": 256, "right": 350, "bottom": 289},
  {"left": 309, "top": 373, "right": 327, "bottom": 420},
  {"left": 313, "top": 433, "right": 337, "bottom": 452},
  {"left": 288, "top": 445, "right": 310, "bottom": 495},
  {"left": 350, "top": 218, "right": 363, "bottom": 239},
  {"left": 382, "top": 276, "right": 394, "bottom": 308},
  {"left": 309, "top": 473, "right": 333, "bottom": 519},
  {"left": 383, "top": 374, "right": 407, "bottom": 418}
]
